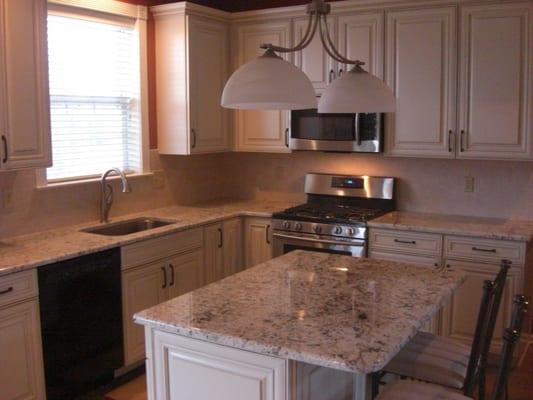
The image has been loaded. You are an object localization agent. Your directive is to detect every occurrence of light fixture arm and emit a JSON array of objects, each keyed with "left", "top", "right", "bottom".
[{"left": 258, "top": 0, "right": 365, "bottom": 68}]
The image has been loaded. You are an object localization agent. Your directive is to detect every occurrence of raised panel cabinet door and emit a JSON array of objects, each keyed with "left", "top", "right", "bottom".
[
  {"left": 234, "top": 21, "right": 291, "bottom": 153},
  {"left": 0, "top": 300, "right": 46, "bottom": 400},
  {"left": 293, "top": 361, "right": 354, "bottom": 400},
  {"left": 204, "top": 223, "right": 224, "bottom": 284},
  {"left": 244, "top": 218, "right": 273, "bottom": 268},
  {"left": 337, "top": 11, "right": 384, "bottom": 78},
  {"left": 440, "top": 260, "right": 521, "bottom": 349},
  {"left": 458, "top": 3, "right": 533, "bottom": 160},
  {"left": 122, "top": 262, "right": 168, "bottom": 366},
  {"left": 152, "top": 331, "right": 287, "bottom": 400},
  {"left": 0, "top": 0, "right": 51, "bottom": 169},
  {"left": 188, "top": 16, "right": 230, "bottom": 153},
  {"left": 385, "top": 7, "right": 457, "bottom": 158},
  {"left": 293, "top": 17, "right": 335, "bottom": 93},
  {"left": 222, "top": 217, "right": 243, "bottom": 277},
  {"left": 167, "top": 248, "right": 205, "bottom": 299}
]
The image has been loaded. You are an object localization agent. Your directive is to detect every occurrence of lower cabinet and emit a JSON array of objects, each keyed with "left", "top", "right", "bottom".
[
  {"left": 148, "top": 330, "right": 287, "bottom": 400},
  {"left": 122, "top": 248, "right": 205, "bottom": 366},
  {"left": 204, "top": 218, "right": 243, "bottom": 285},
  {"left": 0, "top": 283, "right": 45, "bottom": 400},
  {"left": 244, "top": 217, "right": 273, "bottom": 268}
]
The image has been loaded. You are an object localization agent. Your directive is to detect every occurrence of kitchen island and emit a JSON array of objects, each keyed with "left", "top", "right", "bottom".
[{"left": 134, "top": 250, "right": 465, "bottom": 400}]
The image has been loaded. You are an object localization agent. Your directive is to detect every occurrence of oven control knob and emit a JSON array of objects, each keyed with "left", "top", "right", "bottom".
[
  {"left": 334, "top": 226, "right": 343, "bottom": 235},
  {"left": 347, "top": 228, "right": 356, "bottom": 236},
  {"left": 295, "top": 223, "right": 303, "bottom": 231},
  {"left": 314, "top": 225, "right": 322, "bottom": 233},
  {"left": 282, "top": 221, "right": 291, "bottom": 229}
]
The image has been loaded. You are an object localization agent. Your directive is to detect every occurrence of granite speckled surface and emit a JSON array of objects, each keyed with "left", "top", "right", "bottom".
[
  {"left": 0, "top": 200, "right": 294, "bottom": 277},
  {"left": 134, "top": 250, "right": 465, "bottom": 374},
  {"left": 369, "top": 211, "right": 533, "bottom": 242}
]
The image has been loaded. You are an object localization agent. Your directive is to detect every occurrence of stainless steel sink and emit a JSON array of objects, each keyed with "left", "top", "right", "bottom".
[{"left": 81, "top": 217, "right": 177, "bottom": 236}]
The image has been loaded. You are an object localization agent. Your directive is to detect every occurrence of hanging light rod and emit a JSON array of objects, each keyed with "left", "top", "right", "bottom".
[{"left": 221, "top": 0, "right": 396, "bottom": 113}]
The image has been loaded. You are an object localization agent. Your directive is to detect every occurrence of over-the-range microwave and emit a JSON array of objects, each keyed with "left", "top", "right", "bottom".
[{"left": 289, "top": 108, "right": 384, "bottom": 153}]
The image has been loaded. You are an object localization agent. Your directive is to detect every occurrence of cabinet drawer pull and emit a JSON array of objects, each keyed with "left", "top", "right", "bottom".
[
  {"left": 161, "top": 266, "right": 167, "bottom": 289},
  {"left": 266, "top": 225, "right": 271, "bottom": 245},
  {"left": 285, "top": 128, "right": 289, "bottom": 148},
  {"left": 0, "top": 286, "right": 13, "bottom": 296},
  {"left": 168, "top": 264, "right": 175, "bottom": 286},
  {"left": 218, "top": 228, "right": 223, "bottom": 248},
  {"left": 460, "top": 130, "right": 465, "bottom": 152},
  {"left": 191, "top": 129, "right": 197, "bottom": 149},
  {"left": 394, "top": 239, "right": 416, "bottom": 245},
  {"left": 472, "top": 246, "right": 497, "bottom": 253},
  {"left": 448, "top": 130, "right": 453, "bottom": 152},
  {"left": 1, "top": 135, "right": 7, "bottom": 163}
]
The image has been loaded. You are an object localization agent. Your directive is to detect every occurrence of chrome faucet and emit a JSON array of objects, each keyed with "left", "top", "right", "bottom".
[{"left": 100, "top": 168, "right": 132, "bottom": 223}]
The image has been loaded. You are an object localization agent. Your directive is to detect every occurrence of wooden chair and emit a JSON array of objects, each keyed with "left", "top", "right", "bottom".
[
  {"left": 381, "top": 260, "right": 511, "bottom": 400},
  {"left": 376, "top": 294, "right": 528, "bottom": 400}
]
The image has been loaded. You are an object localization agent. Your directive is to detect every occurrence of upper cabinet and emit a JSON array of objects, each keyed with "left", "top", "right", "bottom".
[
  {"left": 0, "top": 0, "right": 51, "bottom": 170},
  {"left": 457, "top": 2, "right": 532, "bottom": 160},
  {"left": 233, "top": 21, "right": 291, "bottom": 153},
  {"left": 153, "top": 4, "right": 230, "bottom": 155},
  {"left": 385, "top": 7, "right": 457, "bottom": 158}
]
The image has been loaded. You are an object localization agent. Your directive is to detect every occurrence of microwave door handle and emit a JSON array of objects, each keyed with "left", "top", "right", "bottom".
[{"left": 354, "top": 113, "right": 361, "bottom": 145}]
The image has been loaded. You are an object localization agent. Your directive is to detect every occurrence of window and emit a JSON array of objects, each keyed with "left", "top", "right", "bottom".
[{"left": 45, "top": 4, "right": 145, "bottom": 182}]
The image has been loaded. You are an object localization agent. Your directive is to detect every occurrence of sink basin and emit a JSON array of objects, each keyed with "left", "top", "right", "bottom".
[{"left": 81, "top": 217, "right": 177, "bottom": 236}]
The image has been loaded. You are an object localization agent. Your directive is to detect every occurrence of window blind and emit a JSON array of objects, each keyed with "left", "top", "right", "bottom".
[{"left": 47, "top": 14, "right": 141, "bottom": 181}]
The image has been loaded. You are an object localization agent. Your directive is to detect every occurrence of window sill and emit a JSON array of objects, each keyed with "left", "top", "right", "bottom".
[{"left": 35, "top": 172, "right": 154, "bottom": 191}]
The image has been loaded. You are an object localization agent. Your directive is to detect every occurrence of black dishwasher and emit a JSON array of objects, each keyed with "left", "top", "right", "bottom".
[{"left": 38, "top": 248, "right": 124, "bottom": 400}]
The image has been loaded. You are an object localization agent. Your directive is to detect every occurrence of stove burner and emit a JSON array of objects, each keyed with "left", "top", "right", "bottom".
[{"left": 276, "top": 203, "right": 386, "bottom": 224}]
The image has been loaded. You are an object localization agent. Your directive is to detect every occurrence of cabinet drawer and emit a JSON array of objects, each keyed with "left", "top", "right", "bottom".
[
  {"left": 369, "top": 229, "right": 442, "bottom": 256},
  {"left": 0, "top": 269, "right": 38, "bottom": 308},
  {"left": 122, "top": 228, "right": 203, "bottom": 270},
  {"left": 444, "top": 236, "right": 525, "bottom": 265},
  {"left": 369, "top": 250, "right": 441, "bottom": 269}
]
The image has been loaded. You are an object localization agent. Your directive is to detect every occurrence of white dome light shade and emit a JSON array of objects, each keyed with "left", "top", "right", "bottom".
[
  {"left": 318, "top": 67, "right": 396, "bottom": 113},
  {"left": 221, "top": 50, "right": 317, "bottom": 110}
]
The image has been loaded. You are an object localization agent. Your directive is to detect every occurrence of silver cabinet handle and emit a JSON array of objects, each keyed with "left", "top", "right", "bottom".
[
  {"left": 273, "top": 232, "right": 365, "bottom": 247},
  {"left": 448, "top": 130, "right": 453, "bottom": 152},
  {"left": 161, "top": 266, "right": 167, "bottom": 289},
  {"left": 0, "top": 286, "right": 13, "bottom": 296},
  {"left": 218, "top": 228, "right": 223, "bottom": 248},
  {"left": 191, "top": 129, "right": 197, "bottom": 149},
  {"left": 168, "top": 264, "right": 175, "bottom": 286},
  {"left": 460, "top": 130, "right": 465, "bottom": 152},
  {"left": 266, "top": 225, "right": 271, "bottom": 245},
  {"left": 285, "top": 128, "right": 289, "bottom": 147},
  {"left": 1, "top": 135, "right": 7, "bottom": 163}
]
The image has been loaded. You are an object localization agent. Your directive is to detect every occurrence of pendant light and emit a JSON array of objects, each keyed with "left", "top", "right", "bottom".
[{"left": 220, "top": 0, "right": 396, "bottom": 113}]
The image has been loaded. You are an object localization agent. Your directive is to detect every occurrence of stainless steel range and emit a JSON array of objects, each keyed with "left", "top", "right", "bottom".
[{"left": 272, "top": 173, "right": 395, "bottom": 258}]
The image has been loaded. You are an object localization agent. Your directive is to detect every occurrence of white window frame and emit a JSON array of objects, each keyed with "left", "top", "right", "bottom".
[{"left": 36, "top": 0, "right": 150, "bottom": 188}]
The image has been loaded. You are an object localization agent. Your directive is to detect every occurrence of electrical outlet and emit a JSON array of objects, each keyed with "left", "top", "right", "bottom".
[
  {"left": 2, "top": 189, "right": 14, "bottom": 209},
  {"left": 465, "top": 176, "right": 475, "bottom": 193},
  {"left": 152, "top": 170, "right": 165, "bottom": 190}
]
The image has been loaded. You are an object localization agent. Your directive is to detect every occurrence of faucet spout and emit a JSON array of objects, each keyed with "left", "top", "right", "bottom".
[{"left": 100, "top": 168, "right": 131, "bottom": 223}]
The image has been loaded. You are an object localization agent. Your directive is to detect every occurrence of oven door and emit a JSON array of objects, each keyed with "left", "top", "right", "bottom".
[
  {"left": 289, "top": 108, "right": 382, "bottom": 153},
  {"left": 273, "top": 231, "right": 366, "bottom": 258}
]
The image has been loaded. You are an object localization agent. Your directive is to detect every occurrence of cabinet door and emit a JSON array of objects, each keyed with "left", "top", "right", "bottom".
[
  {"left": 293, "top": 17, "right": 335, "bottom": 93},
  {"left": 204, "top": 223, "right": 224, "bottom": 284},
  {"left": 457, "top": 3, "right": 532, "bottom": 160},
  {"left": 244, "top": 217, "right": 273, "bottom": 268},
  {"left": 337, "top": 12, "right": 384, "bottom": 78},
  {"left": 0, "top": 0, "right": 51, "bottom": 169},
  {"left": 440, "top": 259, "right": 521, "bottom": 348},
  {"left": 168, "top": 248, "right": 205, "bottom": 299},
  {"left": 0, "top": 300, "right": 46, "bottom": 400},
  {"left": 385, "top": 7, "right": 457, "bottom": 158},
  {"left": 223, "top": 218, "right": 243, "bottom": 277},
  {"left": 234, "top": 21, "right": 291, "bottom": 153},
  {"left": 188, "top": 16, "right": 230, "bottom": 153},
  {"left": 122, "top": 262, "right": 167, "bottom": 366},
  {"left": 152, "top": 331, "right": 287, "bottom": 400}
]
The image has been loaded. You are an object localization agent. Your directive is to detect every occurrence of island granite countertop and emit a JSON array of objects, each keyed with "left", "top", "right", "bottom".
[{"left": 134, "top": 250, "right": 465, "bottom": 374}]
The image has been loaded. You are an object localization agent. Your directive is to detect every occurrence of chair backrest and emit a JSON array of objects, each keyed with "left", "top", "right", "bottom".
[
  {"left": 490, "top": 294, "right": 528, "bottom": 400},
  {"left": 463, "top": 259, "right": 511, "bottom": 398}
]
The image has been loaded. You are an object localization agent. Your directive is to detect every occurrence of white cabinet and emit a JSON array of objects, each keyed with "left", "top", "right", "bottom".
[
  {"left": 148, "top": 330, "right": 287, "bottom": 400},
  {"left": 153, "top": 5, "right": 230, "bottom": 154},
  {"left": 385, "top": 7, "right": 457, "bottom": 158},
  {"left": 244, "top": 217, "right": 273, "bottom": 268},
  {"left": 0, "top": 270, "right": 45, "bottom": 400},
  {"left": 204, "top": 218, "right": 243, "bottom": 284},
  {"left": 233, "top": 21, "right": 291, "bottom": 152},
  {"left": 457, "top": 2, "right": 533, "bottom": 160},
  {"left": 0, "top": 0, "right": 51, "bottom": 169}
]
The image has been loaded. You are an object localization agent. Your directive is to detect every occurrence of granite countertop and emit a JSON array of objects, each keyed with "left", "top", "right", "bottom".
[
  {"left": 0, "top": 200, "right": 295, "bottom": 277},
  {"left": 369, "top": 211, "right": 533, "bottom": 242},
  {"left": 134, "top": 250, "right": 465, "bottom": 374}
]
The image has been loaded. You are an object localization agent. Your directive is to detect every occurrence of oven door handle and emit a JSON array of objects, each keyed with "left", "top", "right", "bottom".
[{"left": 273, "top": 233, "right": 365, "bottom": 247}]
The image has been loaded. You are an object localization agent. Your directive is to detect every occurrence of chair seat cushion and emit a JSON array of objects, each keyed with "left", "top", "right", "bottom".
[
  {"left": 377, "top": 380, "right": 471, "bottom": 400},
  {"left": 384, "top": 331, "right": 471, "bottom": 389}
]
